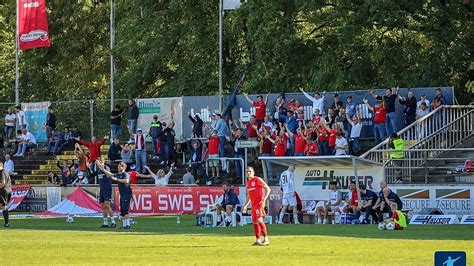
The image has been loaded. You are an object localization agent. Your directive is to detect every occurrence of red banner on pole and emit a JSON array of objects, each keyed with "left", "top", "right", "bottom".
[
  {"left": 114, "top": 186, "right": 241, "bottom": 215},
  {"left": 18, "top": 0, "right": 51, "bottom": 50}
]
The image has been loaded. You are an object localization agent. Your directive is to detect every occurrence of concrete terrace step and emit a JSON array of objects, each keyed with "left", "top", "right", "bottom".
[{"left": 15, "top": 180, "right": 48, "bottom": 185}]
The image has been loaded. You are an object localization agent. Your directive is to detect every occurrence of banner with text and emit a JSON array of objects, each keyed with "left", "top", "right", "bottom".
[
  {"left": 6, "top": 185, "right": 31, "bottom": 211},
  {"left": 18, "top": 0, "right": 51, "bottom": 50},
  {"left": 114, "top": 186, "right": 240, "bottom": 215},
  {"left": 391, "top": 185, "right": 474, "bottom": 216},
  {"left": 137, "top": 97, "right": 183, "bottom": 140},
  {"left": 22, "top": 101, "right": 50, "bottom": 142},
  {"left": 294, "top": 166, "right": 384, "bottom": 202}
]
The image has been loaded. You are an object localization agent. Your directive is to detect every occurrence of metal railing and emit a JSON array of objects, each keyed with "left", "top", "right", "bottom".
[
  {"left": 362, "top": 105, "right": 474, "bottom": 164},
  {"left": 367, "top": 148, "right": 474, "bottom": 183}
]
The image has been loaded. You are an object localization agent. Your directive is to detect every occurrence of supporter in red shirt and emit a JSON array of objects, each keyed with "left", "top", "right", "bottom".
[
  {"left": 76, "top": 135, "right": 107, "bottom": 164},
  {"left": 286, "top": 126, "right": 306, "bottom": 156},
  {"left": 304, "top": 137, "right": 318, "bottom": 156},
  {"left": 311, "top": 109, "right": 322, "bottom": 124},
  {"left": 267, "top": 129, "right": 287, "bottom": 157},
  {"left": 294, "top": 100, "right": 304, "bottom": 121},
  {"left": 364, "top": 98, "right": 387, "bottom": 145},
  {"left": 256, "top": 127, "right": 274, "bottom": 178},
  {"left": 243, "top": 92, "right": 270, "bottom": 123},
  {"left": 321, "top": 120, "right": 338, "bottom": 155},
  {"left": 245, "top": 115, "right": 259, "bottom": 138},
  {"left": 317, "top": 122, "right": 330, "bottom": 156},
  {"left": 208, "top": 130, "right": 220, "bottom": 178},
  {"left": 128, "top": 164, "right": 152, "bottom": 184}
]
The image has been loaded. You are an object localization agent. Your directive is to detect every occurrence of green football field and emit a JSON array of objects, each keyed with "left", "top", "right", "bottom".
[{"left": 0, "top": 216, "right": 473, "bottom": 265}]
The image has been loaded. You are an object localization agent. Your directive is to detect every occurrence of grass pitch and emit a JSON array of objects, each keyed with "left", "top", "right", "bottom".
[{"left": 0, "top": 216, "right": 473, "bottom": 265}]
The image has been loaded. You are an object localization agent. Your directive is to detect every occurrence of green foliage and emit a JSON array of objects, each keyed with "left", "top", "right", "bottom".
[{"left": 0, "top": 0, "right": 473, "bottom": 103}]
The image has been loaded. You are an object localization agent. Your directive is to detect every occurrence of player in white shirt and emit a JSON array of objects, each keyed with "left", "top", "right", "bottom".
[
  {"left": 315, "top": 181, "right": 342, "bottom": 224},
  {"left": 277, "top": 164, "right": 300, "bottom": 224}
]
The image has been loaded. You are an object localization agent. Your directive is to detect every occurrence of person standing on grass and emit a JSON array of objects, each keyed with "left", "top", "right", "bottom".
[
  {"left": 0, "top": 162, "right": 12, "bottom": 227},
  {"left": 96, "top": 158, "right": 116, "bottom": 228},
  {"left": 277, "top": 164, "right": 299, "bottom": 225},
  {"left": 242, "top": 166, "right": 271, "bottom": 246},
  {"left": 99, "top": 161, "right": 132, "bottom": 229}
]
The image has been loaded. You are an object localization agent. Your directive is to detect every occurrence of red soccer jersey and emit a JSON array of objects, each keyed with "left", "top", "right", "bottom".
[
  {"left": 328, "top": 129, "right": 337, "bottom": 147},
  {"left": 318, "top": 126, "right": 329, "bottom": 142},
  {"left": 253, "top": 101, "right": 266, "bottom": 120},
  {"left": 295, "top": 135, "right": 306, "bottom": 154},
  {"left": 373, "top": 106, "right": 387, "bottom": 124},
  {"left": 274, "top": 135, "right": 287, "bottom": 156},
  {"left": 208, "top": 136, "right": 219, "bottom": 155},
  {"left": 350, "top": 190, "right": 358, "bottom": 205},
  {"left": 305, "top": 142, "right": 318, "bottom": 156},
  {"left": 246, "top": 123, "right": 258, "bottom": 138},
  {"left": 261, "top": 138, "right": 273, "bottom": 154},
  {"left": 246, "top": 176, "right": 266, "bottom": 205},
  {"left": 129, "top": 170, "right": 138, "bottom": 184},
  {"left": 312, "top": 116, "right": 321, "bottom": 124}
]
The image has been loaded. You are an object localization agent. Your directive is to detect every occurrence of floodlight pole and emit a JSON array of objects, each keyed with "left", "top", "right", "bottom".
[
  {"left": 218, "top": 0, "right": 223, "bottom": 112},
  {"left": 15, "top": 0, "right": 20, "bottom": 105},
  {"left": 110, "top": 0, "right": 115, "bottom": 112}
]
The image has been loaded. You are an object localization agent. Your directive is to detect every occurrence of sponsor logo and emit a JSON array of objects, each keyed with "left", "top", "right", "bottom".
[
  {"left": 460, "top": 215, "right": 474, "bottom": 224},
  {"left": 23, "top": 1, "right": 40, "bottom": 8},
  {"left": 410, "top": 215, "right": 457, "bottom": 225},
  {"left": 303, "top": 169, "right": 374, "bottom": 190},
  {"left": 137, "top": 100, "right": 161, "bottom": 114},
  {"left": 434, "top": 251, "right": 466, "bottom": 266},
  {"left": 20, "top": 30, "right": 49, "bottom": 42}
]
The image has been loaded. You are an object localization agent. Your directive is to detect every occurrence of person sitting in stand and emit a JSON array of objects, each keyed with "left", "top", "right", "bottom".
[
  {"left": 108, "top": 138, "right": 122, "bottom": 161},
  {"left": 48, "top": 172, "right": 61, "bottom": 185},
  {"left": 215, "top": 182, "right": 240, "bottom": 227},
  {"left": 144, "top": 163, "right": 175, "bottom": 186},
  {"left": 13, "top": 128, "right": 37, "bottom": 157}
]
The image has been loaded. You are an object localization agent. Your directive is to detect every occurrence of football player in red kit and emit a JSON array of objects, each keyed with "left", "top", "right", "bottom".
[{"left": 242, "top": 166, "right": 271, "bottom": 246}]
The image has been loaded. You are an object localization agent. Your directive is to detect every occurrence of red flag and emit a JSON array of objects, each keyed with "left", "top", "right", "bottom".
[{"left": 18, "top": 0, "right": 51, "bottom": 50}]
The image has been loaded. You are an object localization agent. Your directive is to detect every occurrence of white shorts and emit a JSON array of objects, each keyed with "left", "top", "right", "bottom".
[{"left": 282, "top": 193, "right": 297, "bottom": 207}]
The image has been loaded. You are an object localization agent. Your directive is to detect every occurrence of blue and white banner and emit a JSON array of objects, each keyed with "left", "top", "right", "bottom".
[{"left": 21, "top": 101, "right": 50, "bottom": 143}]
